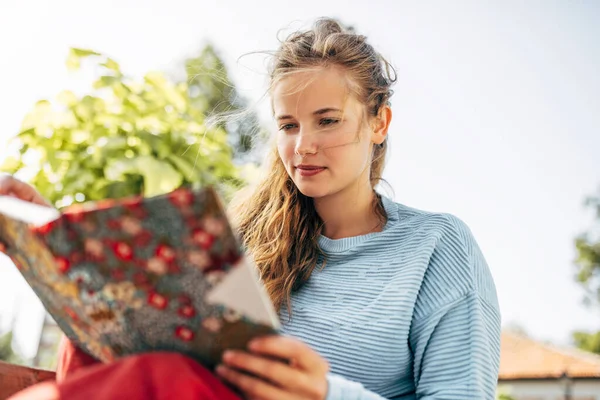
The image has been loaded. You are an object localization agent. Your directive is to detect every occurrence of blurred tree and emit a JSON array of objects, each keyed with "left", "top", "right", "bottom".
[
  {"left": 574, "top": 189, "right": 600, "bottom": 306},
  {"left": 496, "top": 394, "right": 516, "bottom": 400},
  {"left": 572, "top": 187, "right": 600, "bottom": 354},
  {"left": 496, "top": 393, "right": 515, "bottom": 400},
  {"left": 0, "top": 46, "right": 253, "bottom": 208},
  {"left": 180, "top": 44, "right": 263, "bottom": 163},
  {"left": 0, "top": 44, "right": 265, "bottom": 368},
  {"left": 572, "top": 330, "right": 600, "bottom": 354},
  {"left": 0, "top": 331, "right": 23, "bottom": 364}
]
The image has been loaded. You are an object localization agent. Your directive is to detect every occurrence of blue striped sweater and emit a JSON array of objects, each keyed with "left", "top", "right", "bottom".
[{"left": 279, "top": 195, "right": 501, "bottom": 399}]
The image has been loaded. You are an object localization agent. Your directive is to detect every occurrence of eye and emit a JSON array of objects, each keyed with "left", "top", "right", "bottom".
[
  {"left": 278, "top": 123, "right": 297, "bottom": 132},
  {"left": 319, "top": 118, "right": 340, "bottom": 127}
]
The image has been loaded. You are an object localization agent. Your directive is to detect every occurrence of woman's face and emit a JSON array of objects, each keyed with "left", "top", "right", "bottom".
[{"left": 273, "top": 67, "right": 386, "bottom": 200}]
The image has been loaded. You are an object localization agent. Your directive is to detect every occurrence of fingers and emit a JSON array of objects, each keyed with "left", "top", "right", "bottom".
[
  {"left": 248, "top": 336, "right": 329, "bottom": 374},
  {"left": 220, "top": 350, "right": 313, "bottom": 393},
  {"left": 0, "top": 173, "right": 51, "bottom": 207},
  {"left": 216, "top": 364, "right": 298, "bottom": 400},
  {"left": 219, "top": 337, "right": 330, "bottom": 400}
]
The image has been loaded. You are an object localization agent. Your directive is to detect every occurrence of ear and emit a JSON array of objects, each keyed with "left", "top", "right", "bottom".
[{"left": 370, "top": 105, "right": 392, "bottom": 145}]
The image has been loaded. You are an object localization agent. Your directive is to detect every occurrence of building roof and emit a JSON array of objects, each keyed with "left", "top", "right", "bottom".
[{"left": 499, "top": 331, "right": 600, "bottom": 380}]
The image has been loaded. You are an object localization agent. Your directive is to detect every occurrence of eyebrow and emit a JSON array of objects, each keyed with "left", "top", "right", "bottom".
[{"left": 276, "top": 107, "right": 343, "bottom": 121}]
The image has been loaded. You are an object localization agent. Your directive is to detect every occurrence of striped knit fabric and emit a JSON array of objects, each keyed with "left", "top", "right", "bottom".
[{"left": 279, "top": 195, "right": 501, "bottom": 399}]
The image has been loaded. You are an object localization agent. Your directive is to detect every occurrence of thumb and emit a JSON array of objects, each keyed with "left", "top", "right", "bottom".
[{"left": 0, "top": 174, "right": 52, "bottom": 207}]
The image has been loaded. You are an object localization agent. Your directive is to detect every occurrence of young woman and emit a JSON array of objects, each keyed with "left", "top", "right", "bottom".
[{"left": 2, "top": 18, "right": 500, "bottom": 400}]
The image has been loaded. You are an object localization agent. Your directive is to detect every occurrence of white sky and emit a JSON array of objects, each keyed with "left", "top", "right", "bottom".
[{"left": 0, "top": 0, "right": 599, "bottom": 357}]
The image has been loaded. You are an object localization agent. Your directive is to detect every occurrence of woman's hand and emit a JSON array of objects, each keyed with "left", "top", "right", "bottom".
[
  {"left": 217, "top": 335, "right": 329, "bottom": 400},
  {"left": 0, "top": 173, "right": 51, "bottom": 207}
]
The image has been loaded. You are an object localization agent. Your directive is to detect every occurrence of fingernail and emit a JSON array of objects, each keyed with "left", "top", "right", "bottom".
[
  {"left": 216, "top": 364, "right": 226, "bottom": 374},
  {"left": 222, "top": 350, "right": 233, "bottom": 361},
  {"left": 248, "top": 340, "right": 259, "bottom": 350}
]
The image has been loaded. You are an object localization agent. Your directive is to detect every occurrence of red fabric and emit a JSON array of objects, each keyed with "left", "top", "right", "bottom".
[
  {"left": 10, "top": 336, "right": 242, "bottom": 400},
  {"left": 8, "top": 382, "right": 59, "bottom": 400},
  {"left": 56, "top": 336, "right": 99, "bottom": 382}
]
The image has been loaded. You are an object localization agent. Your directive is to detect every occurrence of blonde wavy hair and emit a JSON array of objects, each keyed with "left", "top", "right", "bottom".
[{"left": 229, "top": 18, "right": 397, "bottom": 313}]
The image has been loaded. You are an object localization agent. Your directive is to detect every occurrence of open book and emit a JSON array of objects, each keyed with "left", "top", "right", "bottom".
[{"left": 0, "top": 186, "right": 280, "bottom": 368}]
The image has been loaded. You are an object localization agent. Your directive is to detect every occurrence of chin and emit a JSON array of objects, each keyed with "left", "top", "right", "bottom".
[
  {"left": 294, "top": 181, "right": 340, "bottom": 199},
  {"left": 294, "top": 183, "right": 331, "bottom": 199}
]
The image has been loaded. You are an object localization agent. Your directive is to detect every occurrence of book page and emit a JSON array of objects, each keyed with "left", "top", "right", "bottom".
[
  {"left": 0, "top": 196, "right": 60, "bottom": 226},
  {"left": 206, "top": 259, "right": 281, "bottom": 329}
]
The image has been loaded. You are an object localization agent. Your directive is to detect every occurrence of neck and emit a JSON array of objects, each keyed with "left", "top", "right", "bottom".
[{"left": 313, "top": 183, "right": 382, "bottom": 240}]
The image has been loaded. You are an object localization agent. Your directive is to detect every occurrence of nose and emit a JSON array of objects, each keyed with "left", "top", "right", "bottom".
[{"left": 294, "top": 128, "right": 319, "bottom": 156}]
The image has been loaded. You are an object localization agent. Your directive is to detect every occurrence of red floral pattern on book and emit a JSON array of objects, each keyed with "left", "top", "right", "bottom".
[{"left": 0, "top": 186, "right": 275, "bottom": 368}]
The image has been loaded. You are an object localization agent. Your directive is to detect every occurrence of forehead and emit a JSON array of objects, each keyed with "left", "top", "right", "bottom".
[{"left": 272, "top": 67, "right": 361, "bottom": 116}]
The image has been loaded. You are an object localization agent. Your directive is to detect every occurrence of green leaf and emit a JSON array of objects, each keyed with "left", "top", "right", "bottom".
[
  {"left": 104, "top": 156, "right": 183, "bottom": 197},
  {"left": 166, "top": 154, "right": 199, "bottom": 182},
  {"left": 104, "top": 180, "right": 140, "bottom": 199},
  {"left": 30, "top": 170, "right": 54, "bottom": 204},
  {"left": 56, "top": 90, "right": 78, "bottom": 107},
  {"left": 71, "top": 48, "right": 101, "bottom": 57},
  {"left": 64, "top": 162, "right": 95, "bottom": 188},
  {"left": 135, "top": 155, "right": 183, "bottom": 197},
  {"left": 70, "top": 129, "right": 91, "bottom": 145},
  {"left": 102, "top": 58, "right": 121, "bottom": 73},
  {"left": 99, "top": 136, "right": 128, "bottom": 152},
  {"left": 17, "top": 127, "right": 36, "bottom": 138},
  {"left": 136, "top": 131, "right": 170, "bottom": 158},
  {"left": 93, "top": 75, "right": 121, "bottom": 89},
  {"left": 66, "top": 48, "right": 100, "bottom": 71},
  {"left": 0, "top": 156, "right": 23, "bottom": 173},
  {"left": 66, "top": 52, "right": 81, "bottom": 70},
  {"left": 104, "top": 157, "right": 138, "bottom": 181}
]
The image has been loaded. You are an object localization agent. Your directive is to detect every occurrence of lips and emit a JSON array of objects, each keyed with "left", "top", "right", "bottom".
[{"left": 296, "top": 165, "right": 326, "bottom": 177}]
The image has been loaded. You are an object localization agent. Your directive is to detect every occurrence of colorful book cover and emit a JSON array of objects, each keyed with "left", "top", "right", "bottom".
[{"left": 0, "top": 186, "right": 280, "bottom": 368}]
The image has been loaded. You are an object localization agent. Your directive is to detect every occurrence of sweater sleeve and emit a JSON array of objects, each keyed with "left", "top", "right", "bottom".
[
  {"left": 325, "top": 373, "right": 388, "bottom": 400},
  {"left": 326, "top": 214, "right": 501, "bottom": 400},
  {"left": 324, "top": 297, "right": 501, "bottom": 400},
  {"left": 409, "top": 291, "right": 501, "bottom": 399},
  {"left": 409, "top": 215, "right": 501, "bottom": 399}
]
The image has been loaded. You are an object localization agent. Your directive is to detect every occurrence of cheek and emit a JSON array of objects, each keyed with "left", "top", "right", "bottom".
[
  {"left": 276, "top": 139, "right": 295, "bottom": 163},
  {"left": 330, "top": 140, "right": 371, "bottom": 164}
]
